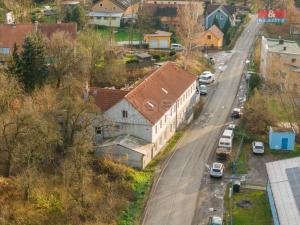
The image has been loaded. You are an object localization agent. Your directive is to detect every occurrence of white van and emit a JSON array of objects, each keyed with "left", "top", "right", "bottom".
[{"left": 218, "top": 130, "right": 233, "bottom": 149}]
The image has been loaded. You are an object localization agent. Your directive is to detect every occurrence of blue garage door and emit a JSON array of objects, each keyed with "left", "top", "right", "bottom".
[{"left": 281, "top": 138, "right": 288, "bottom": 150}]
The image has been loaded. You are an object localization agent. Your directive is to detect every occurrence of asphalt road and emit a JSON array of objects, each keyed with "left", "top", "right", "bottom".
[{"left": 141, "top": 16, "right": 261, "bottom": 225}]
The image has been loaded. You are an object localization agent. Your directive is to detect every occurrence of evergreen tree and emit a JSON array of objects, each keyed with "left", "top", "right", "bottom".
[
  {"left": 20, "top": 34, "right": 48, "bottom": 92},
  {"left": 222, "top": 18, "right": 231, "bottom": 34},
  {"left": 7, "top": 43, "right": 22, "bottom": 78},
  {"left": 63, "top": 5, "right": 85, "bottom": 30},
  {"left": 9, "top": 34, "right": 48, "bottom": 92}
]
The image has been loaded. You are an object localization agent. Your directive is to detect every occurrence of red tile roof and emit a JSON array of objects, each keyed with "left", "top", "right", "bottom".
[
  {"left": 0, "top": 23, "right": 77, "bottom": 51},
  {"left": 90, "top": 87, "right": 129, "bottom": 112},
  {"left": 124, "top": 62, "right": 196, "bottom": 124}
]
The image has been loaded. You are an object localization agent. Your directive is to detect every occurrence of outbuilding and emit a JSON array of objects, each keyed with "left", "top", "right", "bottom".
[
  {"left": 144, "top": 30, "right": 172, "bottom": 49},
  {"left": 269, "top": 126, "right": 296, "bottom": 151},
  {"left": 95, "top": 134, "right": 154, "bottom": 169}
]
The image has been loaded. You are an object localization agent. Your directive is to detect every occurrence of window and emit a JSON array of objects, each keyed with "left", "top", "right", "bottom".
[
  {"left": 155, "top": 125, "right": 158, "bottom": 134},
  {"left": 0, "top": 48, "right": 10, "bottom": 54},
  {"left": 122, "top": 110, "right": 128, "bottom": 118},
  {"left": 292, "top": 58, "right": 296, "bottom": 63},
  {"left": 220, "top": 15, "right": 224, "bottom": 20},
  {"left": 95, "top": 127, "right": 102, "bottom": 134},
  {"left": 207, "top": 35, "right": 211, "bottom": 40},
  {"left": 100, "top": 3, "right": 102, "bottom": 6},
  {"left": 96, "top": 16, "right": 102, "bottom": 20}
]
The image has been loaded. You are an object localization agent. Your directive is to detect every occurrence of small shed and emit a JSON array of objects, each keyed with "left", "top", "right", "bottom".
[
  {"left": 95, "top": 134, "right": 154, "bottom": 169},
  {"left": 144, "top": 30, "right": 172, "bottom": 49},
  {"left": 136, "top": 52, "right": 152, "bottom": 62},
  {"left": 269, "top": 126, "right": 296, "bottom": 151}
]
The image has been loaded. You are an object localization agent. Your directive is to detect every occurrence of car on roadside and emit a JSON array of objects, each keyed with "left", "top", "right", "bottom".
[
  {"left": 209, "top": 162, "right": 224, "bottom": 178},
  {"left": 225, "top": 123, "right": 236, "bottom": 131},
  {"left": 199, "top": 85, "right": 208, "bottom": 95},
  {"left": 198, "top": 72, "right": 215, "bottom": 84},
  {"left": 209, "top": 216, "right": 223, "bottom": 225},
  {"left": 231, "top": 108, "right": 242, "bottom": 119},
  {"left": 252, "top": 141, "right": 264, "bottom": 154},
  {"left": 171, "top": 43, "right": 184, "bottom": 51}
]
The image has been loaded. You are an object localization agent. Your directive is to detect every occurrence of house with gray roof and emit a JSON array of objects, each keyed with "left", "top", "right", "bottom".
[{"left": 205, "top": 4, "right": 236, "bottom": 30}]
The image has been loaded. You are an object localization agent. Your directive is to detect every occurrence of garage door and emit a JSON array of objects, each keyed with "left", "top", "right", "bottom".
[
  {"left": 159, "top": 39, "right": 169, "bottom": 48},
  {"left": 149, "top": 40, "right": 158, "bottom": 48}
]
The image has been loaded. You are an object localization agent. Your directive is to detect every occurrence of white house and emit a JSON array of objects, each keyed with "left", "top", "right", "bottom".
[
  {"left": 91, "top": 62, "right": 198, "bottom": 168},
  {"left": 87, "top": 11, "right": 123, "bottom": 27}
]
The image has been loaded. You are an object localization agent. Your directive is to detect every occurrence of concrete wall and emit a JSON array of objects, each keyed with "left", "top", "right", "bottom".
[
  {"left": 269, "top": 127, "right": 296, "bottom": 151},
  {"left": 267, "top": 181, "right": 280, "bottom": 225},
  {"left": 96, "top": 144, "right": 146, "bottom": 169}
]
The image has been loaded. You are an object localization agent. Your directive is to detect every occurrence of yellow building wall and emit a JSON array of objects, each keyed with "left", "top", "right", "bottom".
[
  {"left": 92, "top": 0, "right": 124, "bottom": 12},
  {"left": 196, "top": 31, "right": 223, "bottom": 48},
  {"left": 144, "top": 36, "right": 171, "bottom": 48}
]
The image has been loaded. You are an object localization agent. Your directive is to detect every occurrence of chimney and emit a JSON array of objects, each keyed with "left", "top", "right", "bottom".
[
  {"left": 83, "top": 81, "right": 90, "bottom": 101},
  {"left": 34, "top": 21, "right": 38, "bottom": 32}
]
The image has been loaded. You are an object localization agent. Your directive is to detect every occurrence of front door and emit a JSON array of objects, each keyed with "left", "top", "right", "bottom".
[{"left": 281, "top": 138, "right": 288, "bottom": 150}]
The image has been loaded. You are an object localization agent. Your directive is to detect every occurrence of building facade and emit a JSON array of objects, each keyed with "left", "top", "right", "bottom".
[
  {"left": 260, "top": 36, "right": 300, "bottom": 92},
  {"left": 92, "top": 62, "right": 198, "bottom": 168}
]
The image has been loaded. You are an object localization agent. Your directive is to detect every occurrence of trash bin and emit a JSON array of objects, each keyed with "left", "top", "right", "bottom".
[{"left": 233, "top": 180, "right": 241, "bottom": 193}]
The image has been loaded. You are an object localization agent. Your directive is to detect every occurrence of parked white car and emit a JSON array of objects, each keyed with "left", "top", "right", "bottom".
[
  {"left": 199, "top": 85, "right": 208, "bottom": 95},
  {"left": 171, "top": 43, "right": 184, "bottom": 51},
  {"left": 225, "top": 123, "right": 236, "bottom": 131},
  {"left": 209, "top": 216, "right": 223, "bottom": 225},
  {"left": 199, "top": 72, "right": 215, "bottom": 84},
  {"left": 252, "top": 141, "right": 264, "bottom": 154},
  {"left": 210, "top": 162, "right": 224, "bottom": 178}
]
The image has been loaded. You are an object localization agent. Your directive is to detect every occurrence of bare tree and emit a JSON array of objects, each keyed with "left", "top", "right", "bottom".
[{"left": 177, "top": 3, "right": 204, "bottom": 70}]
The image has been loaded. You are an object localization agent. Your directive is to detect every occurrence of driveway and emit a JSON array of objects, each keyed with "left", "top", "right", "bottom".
[{"left": 142, "top": 16, "right": 261, "bottom": 225}]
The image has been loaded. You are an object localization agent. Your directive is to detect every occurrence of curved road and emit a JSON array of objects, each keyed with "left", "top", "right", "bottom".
[{"left": 142, "top": 16, "right": 261, "bottom": 225}]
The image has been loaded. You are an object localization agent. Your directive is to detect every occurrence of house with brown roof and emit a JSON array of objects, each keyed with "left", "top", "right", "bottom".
[
  {"left": 194, "top": 25, "right": 224, "bottom": 49},
  {"left": 88, "top": 0, "right": 139, "bottom": 27},
  {"left": 91, "top": 62, "right": 198, "bottom": 168},
  {"left": 0, "top": 23, "right": 77, "bottom": 60}
]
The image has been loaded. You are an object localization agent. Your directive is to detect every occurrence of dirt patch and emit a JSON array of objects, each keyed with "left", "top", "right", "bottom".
[{"left": 236, "top": 200, "right": 252, "bottom": 208}]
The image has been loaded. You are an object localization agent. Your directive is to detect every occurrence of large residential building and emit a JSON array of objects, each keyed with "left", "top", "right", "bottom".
[
  {"left": 0, "top": 23, "right": 77, "bottom": 60},
  {"left": 266, "top": 157, "right": 300, "bottom": 225},
  {"left": 260, "top": 36, "right": 300, "bottom": 92},
  {"left": 92, "top": 62, "right": 198, "bottom": 169}
]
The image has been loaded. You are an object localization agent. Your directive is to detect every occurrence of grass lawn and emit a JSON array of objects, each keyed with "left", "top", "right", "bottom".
[
  {"left": 235, "top": 142, "right": 250, "bottom": 174},
  {"left": 267, "top": 97, "right": 290, "bottom": 121},
  {"left": 269, "top": 144, "right": 300, "bottom": 160},
  {"left": 225, "top": 187, "right": 273, "bottom": 225},
  {"left": 96, "top": 27, "right": 142, "bottom": 42}
]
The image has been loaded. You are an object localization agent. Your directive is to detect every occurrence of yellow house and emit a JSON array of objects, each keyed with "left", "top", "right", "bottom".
[
  {"left": 144, "top": 30, "right": 172, "bottom": 49},
  {"left": 195, "top": 25, "right": 224, "bottom": 48}
]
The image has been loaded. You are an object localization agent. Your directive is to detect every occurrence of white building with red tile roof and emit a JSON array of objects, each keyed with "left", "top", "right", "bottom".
[{"left": 93, "top": 62, "right": 198, "bottom": 168}]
